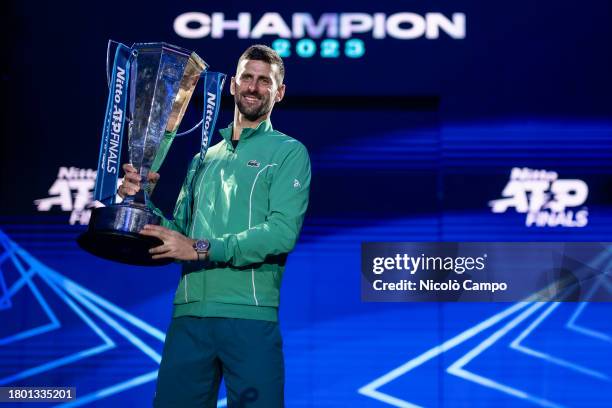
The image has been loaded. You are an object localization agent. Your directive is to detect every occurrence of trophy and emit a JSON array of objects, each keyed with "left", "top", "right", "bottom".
[{"left": 78, "top": 42, "right": 225, "bottom": 266}]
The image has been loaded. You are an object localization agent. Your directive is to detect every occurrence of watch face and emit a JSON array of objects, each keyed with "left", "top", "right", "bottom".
[{"left": 195, "top": 240, "right": 209, "bottom": 252}]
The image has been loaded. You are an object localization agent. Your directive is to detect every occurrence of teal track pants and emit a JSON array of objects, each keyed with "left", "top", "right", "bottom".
[{"left": 153, "top": 316, "right": 284, "bottom": 407}]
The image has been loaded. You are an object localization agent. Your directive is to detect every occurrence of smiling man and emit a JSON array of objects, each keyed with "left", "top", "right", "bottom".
[{"left": 119, "top": 44, "right": 311, "bottom": 407}]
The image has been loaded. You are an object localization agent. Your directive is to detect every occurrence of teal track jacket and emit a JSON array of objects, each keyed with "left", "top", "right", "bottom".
[{"left": 157, "top": 120, "right": 311, "bottom": 322}]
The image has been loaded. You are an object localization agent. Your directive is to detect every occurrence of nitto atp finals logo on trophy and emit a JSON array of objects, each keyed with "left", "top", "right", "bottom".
[{"left": 489, "top": 167, "right": 589, "bottom": 227}]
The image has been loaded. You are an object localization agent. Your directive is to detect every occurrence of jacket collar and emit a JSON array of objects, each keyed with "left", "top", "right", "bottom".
[{"left": 219, "top": 119, "right": 273, "bottom": 147}]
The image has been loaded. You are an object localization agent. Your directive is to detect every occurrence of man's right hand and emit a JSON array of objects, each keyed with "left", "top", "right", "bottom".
[{"left": 118, "top": 163, "right": 160, "bottom": 199}]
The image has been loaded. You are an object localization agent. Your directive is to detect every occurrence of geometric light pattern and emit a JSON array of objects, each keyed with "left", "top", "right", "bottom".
[
  {"left": 359, "top": 256, "right": 612, "bottom": 407},
  {"left": 0, "top": 230, "right": 227, "bottom": 407}
]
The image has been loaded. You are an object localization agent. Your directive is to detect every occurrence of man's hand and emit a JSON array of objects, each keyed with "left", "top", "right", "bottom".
[
  {"left": 140, "top": 224, "right": 198, "bottom": 261},
  {"left": 118, "top": 163, "right": 160, "bottom": 198}
]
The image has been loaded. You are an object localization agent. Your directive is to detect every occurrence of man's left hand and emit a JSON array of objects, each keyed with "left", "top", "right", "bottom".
[{"left": 140, "top": 224, "right": 197, "bottom": 261}]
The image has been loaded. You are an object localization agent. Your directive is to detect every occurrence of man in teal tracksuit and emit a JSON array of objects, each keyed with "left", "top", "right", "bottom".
[{"left": 120, "top": 45, "right": 310, "bottom": 407}]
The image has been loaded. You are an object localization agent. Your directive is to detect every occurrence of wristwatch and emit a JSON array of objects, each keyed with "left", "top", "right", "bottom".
[{"left": 192, "top": 239, "right": 210, "bottom": 261}]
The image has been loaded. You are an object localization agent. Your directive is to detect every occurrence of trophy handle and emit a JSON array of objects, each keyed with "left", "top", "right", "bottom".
[
  {"left": 106, "top": 40, "right": 137, "bottom": 89},
  {"left": 174, "top": 72, "right": 208, "bottom": 138},
  {"left": 105, "top": 39, "right": 117, "bottom": 89},
  {"left": 175, "top": 72, "right": 226, "bottom": 138},
  {"left": 175, "top": 118, "right": 203, "bottom": 137}
]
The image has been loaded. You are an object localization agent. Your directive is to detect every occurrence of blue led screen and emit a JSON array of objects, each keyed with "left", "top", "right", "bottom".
[{"left": 1, "top": 1, "right": 611, "bottom": 406}]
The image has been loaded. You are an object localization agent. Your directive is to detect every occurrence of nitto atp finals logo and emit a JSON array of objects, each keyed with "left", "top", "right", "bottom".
[
  {"left": 34, "top": 167, "right": 116, "bottom": 225},
  {"left": 489, "top": 167, "right": 589, "bottom": 228}
]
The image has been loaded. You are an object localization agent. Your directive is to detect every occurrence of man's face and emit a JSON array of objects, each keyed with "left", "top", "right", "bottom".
[{"left": 231, "top": 59, "right": 285, "bottom": 122}]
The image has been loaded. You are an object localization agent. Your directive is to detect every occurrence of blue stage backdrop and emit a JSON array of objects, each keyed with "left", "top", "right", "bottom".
[{"left": 1, "top": 1, "right": 611, "bottom": 407}]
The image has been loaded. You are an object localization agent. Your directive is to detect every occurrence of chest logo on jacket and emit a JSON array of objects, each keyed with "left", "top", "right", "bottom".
[{"left": 247, "top": 160, "right": 261, "bottom": 168}]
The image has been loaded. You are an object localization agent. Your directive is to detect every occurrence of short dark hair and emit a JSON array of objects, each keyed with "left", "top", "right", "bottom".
[{"left": 237, "top": 44, "right": 285, "bottom": 84}]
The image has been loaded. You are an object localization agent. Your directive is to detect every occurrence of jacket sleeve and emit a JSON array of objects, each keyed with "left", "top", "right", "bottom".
[
  {"left": 207, "top": 142, "right": 311, "bottom": 267},
  {"left": 151, "top": 154, "right": 200, "bottom": 236}
]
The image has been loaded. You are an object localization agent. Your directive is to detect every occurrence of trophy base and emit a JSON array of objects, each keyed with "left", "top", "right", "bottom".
[{"left": 77, "top": 204, "right": 172, "bottom": 266}]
